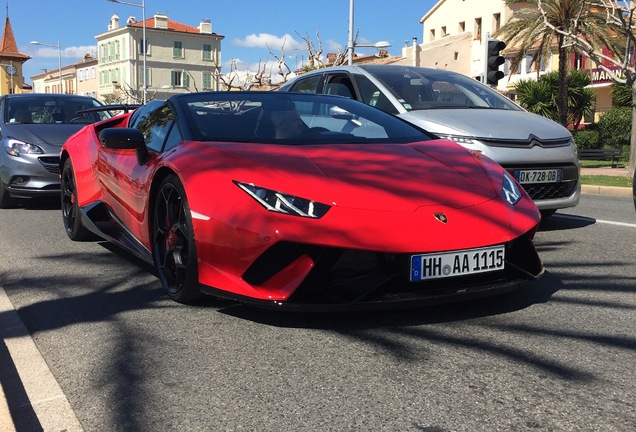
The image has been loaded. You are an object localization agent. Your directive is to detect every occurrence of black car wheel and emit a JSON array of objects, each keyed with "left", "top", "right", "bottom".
[
  {"left": 0, "top": 179, "right": 17, "bottom": 209},
  {"left": 61, "top": 158, "right": 94, "bottom": 241},
  {"left": 152, "top": 175, "right": 201, "bottom": 303}
]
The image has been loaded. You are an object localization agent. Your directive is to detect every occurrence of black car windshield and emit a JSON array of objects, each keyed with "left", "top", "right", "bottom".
[
  {"left": 176, "top": 92, "right": 433, "bottom": 145},
  {"left": 5, "top": 96, "right": 109, "bottom": 124},
  {"left": 360, "top": 65, "right": 522, "bottom": 112}
]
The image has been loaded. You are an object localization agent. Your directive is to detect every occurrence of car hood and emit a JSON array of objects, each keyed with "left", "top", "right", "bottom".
[
  {"left": 196, "top": 139, "right": 503, "bottom": 212},
  {"left": 2, "top": 124, "right": 86, "bottom": 148},
  {"left": 400, "top": 109, "right": 571, "bottom": 140}
]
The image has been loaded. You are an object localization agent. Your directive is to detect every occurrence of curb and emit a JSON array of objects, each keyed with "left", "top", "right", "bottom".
[{"left": 581, "top": 184, "right": 632, "bottom": 197}]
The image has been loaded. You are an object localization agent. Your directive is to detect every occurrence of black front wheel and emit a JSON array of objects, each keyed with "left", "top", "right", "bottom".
[
  {"left": 152, "top": 175, "right": 201, "bottom": 303},
  {"left": 61, "top": 159, "right": 95, "bottom": 241}
]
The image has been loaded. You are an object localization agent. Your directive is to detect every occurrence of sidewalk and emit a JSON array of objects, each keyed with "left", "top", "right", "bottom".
[
  {"left": 580, "top": 166, "right": 631, "bottom": 177},
  {"left": 580, "top": 166, "right": 633, "bottom": 197},
  {"left": 0, "top": 287, "right": 84, "bottom": 432}
]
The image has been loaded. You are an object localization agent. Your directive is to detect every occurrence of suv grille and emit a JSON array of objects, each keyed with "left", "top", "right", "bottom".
[{"left": 480, "top": 137, "right": 572, "bottom": 148}]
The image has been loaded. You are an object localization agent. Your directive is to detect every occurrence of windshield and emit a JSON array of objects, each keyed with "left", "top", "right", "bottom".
[
  {"left": 177, "top": 92, "right": 433, "bottom": 145},
  {"left": 5, "top": 96, "right": 109, "bottom": 124},
  {"left": 361, "top": 65, "right": 522, "bottom": 112}
]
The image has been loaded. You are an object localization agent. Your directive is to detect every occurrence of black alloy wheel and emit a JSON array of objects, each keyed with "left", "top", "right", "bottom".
[
  {"left": 61, "top": 159, "right": 94, "bottom": 241},
  {"left": 152, "top": 174, "right": 201, "bottom": 303}
]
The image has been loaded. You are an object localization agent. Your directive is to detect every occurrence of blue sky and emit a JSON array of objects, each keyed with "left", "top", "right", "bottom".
[{"left": 7, "top": 0, "right": 436, "bottom": 85}]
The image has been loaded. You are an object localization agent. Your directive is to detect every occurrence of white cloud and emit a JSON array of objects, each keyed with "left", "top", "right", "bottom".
[
  {"left": 27, "top": 45, "right": 97, "bottom": 59},
  {"left": 233, "top": 33, "right": 304, "bottom": 51}
]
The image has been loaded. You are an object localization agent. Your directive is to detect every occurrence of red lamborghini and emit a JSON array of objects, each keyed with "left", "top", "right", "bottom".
[{"left": 60, "top": 92, "right": 543, "bottom": 309}]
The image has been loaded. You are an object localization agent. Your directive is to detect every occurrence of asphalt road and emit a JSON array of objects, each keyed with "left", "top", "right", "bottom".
[{"left": 1, "top": 192, "right": 635, "bottom": 432}]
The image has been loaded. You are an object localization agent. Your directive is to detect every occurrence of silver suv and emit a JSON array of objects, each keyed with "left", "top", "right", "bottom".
[
  {"left": 0, "top": 94, "right": 109, "bottom": 208},
  {"left": 280, "top": 65, "right": 580, "bottom": 216}
]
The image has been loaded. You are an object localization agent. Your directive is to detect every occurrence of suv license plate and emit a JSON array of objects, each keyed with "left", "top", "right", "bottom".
[{"left": 515, "top": 169, "right": 562, "bottom": 184}]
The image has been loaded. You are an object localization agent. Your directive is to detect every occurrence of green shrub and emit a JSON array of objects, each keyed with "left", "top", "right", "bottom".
[
  {"left": 622, "top": 145, "right": 631, "bottom": 161},
  {"left": 597, "top": 107, "right": 632, "bottom": 149},
  {"left": 572, "top": 129, "right": 599, "bottom": 149}
]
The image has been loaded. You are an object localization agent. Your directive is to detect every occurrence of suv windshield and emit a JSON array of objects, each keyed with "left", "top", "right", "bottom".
[
  {"left": 5, "top": 96, "right": 109, "bottom": 124},
  {"left": 361, "top": 65, "right": 521, "bottom": 112}
]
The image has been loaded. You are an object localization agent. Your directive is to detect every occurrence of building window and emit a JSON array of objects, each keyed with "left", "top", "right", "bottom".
[
  {"left": 459, "top": 21, "right": 465, "bottom": 32},
  {"left": 573, "top": 52, "right": 584, "bottom": 70},
  {"left": 493, "top": 13, "right": 501, "bottom": 32},
  {"left": 139, "top": 66, "right": 151, "bottom": 87},
  {"left": 173, "top": 41, "right": 184, "bottom": 58},
  {"left": 474, "top": 18, "right": 482, "bottom": 40},
  {"left": 202, "top": 44, "right": 212, "bottom": 61},
  {"left": 202, "top": 71, "right": 212, "bottom": 89},
  {"left": 430, "top": 28, "right": 435, "bottom": 41},
  {"left": 139, "top": 38, "right": 150, "bottom": 56},
  {"left": 441, "top": 26, "right": 447, "bottom": 37},
  {"left": 171, "top": 70, "right": 189, "bottom": 87}
]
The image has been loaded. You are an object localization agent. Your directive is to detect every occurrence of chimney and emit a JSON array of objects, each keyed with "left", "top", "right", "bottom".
[
  {"left": 412, "top": 37, "right": 420, "bottom": 67},
  {"left": 108, "top": 12, "right": 119, "bottom": 31},
  {"left": 198, "top": 19, "right": 212, "bottom": 34},
  {"left": 154, "top": 13, "right": 168, "bottom": 29}
]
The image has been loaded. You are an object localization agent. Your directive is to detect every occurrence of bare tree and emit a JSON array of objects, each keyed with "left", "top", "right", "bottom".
[
  {"left": 268, "top": 39, "right": 293, "bottom": 83},
  {"left": 534, "top": 0, "right": 635, "bottom": 174},
  {"left": 297, "top": 31, "right": 326, "bottom": 69},
  {"left": 215, "top": 58, "right": 269, "bottom": 91}
]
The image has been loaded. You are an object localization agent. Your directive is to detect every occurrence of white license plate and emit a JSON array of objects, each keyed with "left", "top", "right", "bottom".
[
  {"left": 410, "top": 245, "right": 505, "bottom": 281},
  {"left": 514, "top": 169, "right": 562, "bottom": 184}
]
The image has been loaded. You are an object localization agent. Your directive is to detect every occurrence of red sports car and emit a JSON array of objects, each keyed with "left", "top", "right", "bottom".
[{"left": 60, "top": 92, "right": 543, "bottom": 309}]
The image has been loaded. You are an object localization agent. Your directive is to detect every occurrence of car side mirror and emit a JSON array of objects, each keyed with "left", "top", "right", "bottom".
[
  {"left": 99, "top": 128, "right": 150, "bottom": 165},
  {"left": 329, "top": 106, "right": 356, "bottom": 120}
]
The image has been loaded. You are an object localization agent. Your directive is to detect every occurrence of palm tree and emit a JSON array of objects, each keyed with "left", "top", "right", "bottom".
[
  {"left": 611, "top": 83, "right": 632, "bottom": 108},
  {"left": 514, "top": 69, "right": 595, "bottom": 128},
  {"left": 494, "top": 0, "right": 616, "bottom": 127}
]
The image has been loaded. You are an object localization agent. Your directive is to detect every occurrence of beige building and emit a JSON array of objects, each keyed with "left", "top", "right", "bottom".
[
  {"left": 399, "top": 0, "right": 613, "bottom": 121},
  {"left": 31, "top": 55, "right": 97, "bottom": 95},
  {"left": 400, "top": 0, "right": 555, "bottom": 92},
  {"left": 95, "top": 12, "right": 224, "bottom": 103},
  {"left": 76, "top": 55, "right": 99, "bottom": 98}
]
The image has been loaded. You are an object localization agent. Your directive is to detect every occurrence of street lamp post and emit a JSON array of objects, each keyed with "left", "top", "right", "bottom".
[
  {"left": 30, "top": 40, "right": 63, "bottom": 93},
  {"left": 107, "top": 0, "right": 147, "bottom": 103},
  {"left": 347, "top": 0, "right": 391, "bottom": 65}
]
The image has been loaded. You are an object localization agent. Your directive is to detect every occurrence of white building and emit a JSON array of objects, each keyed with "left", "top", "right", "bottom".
[{"left": 95, "top": 12, "right": 224, "bottom": 103}]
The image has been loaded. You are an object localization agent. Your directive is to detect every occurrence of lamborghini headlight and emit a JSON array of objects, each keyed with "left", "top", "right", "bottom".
[
  {"left": 235, "top": 181, "right": 331, "bottom": 218},
  {"left": 502, "top": 171, "right": 522, "bottom": 205},
  {"left": 6, "top": 139, "right": 45, "bottom": 157}
]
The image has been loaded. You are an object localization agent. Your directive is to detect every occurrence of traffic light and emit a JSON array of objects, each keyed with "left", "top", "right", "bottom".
[{"left": 485, "top": 38, "right": 506, "bottom": 85}]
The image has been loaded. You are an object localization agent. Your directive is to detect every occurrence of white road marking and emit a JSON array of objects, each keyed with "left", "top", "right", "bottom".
[{"left": 554, "top": 213, "right": 636, "bottom": 228}]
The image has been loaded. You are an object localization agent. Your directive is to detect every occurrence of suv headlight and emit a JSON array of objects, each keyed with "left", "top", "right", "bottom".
[
  {"left": 438, "top": 134, "right": 478, "bottom": 146},
  {"left": 6, "top": 139, "right": 45, "bottom": 157},
  {"left": 235, "top": 181, "right": 331, "bottom": 218},
  {"left": 502, "top": 171, "right": 522, "bottom": 205}
]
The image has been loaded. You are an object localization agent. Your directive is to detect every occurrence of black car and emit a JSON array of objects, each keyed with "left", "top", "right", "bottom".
[{"left": 0, "top": 93, "right": 110, "bottom": 208}]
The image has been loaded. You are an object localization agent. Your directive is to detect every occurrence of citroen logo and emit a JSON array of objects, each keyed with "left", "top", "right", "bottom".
[{"left": 434, "top": 213, "right": 448, "bottom": 224}]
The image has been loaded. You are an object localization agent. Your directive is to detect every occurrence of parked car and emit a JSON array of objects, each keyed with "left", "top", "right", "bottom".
[
  {"left": 61, "top": 91, "right": 543, "bottom": 309},
  {"left": 0, "top": 93, "right": 110, "bottom": 208},
  {"left": 280, "top": 65, "right": 581, "bottom": 217}
]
